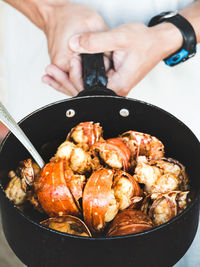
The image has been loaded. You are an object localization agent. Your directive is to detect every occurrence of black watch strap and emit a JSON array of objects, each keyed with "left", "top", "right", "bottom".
[{"left": 148, "top": 12, "right": 197, "bottom": 66}]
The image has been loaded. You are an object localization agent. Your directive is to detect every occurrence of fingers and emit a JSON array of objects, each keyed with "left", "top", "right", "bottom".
[
  {"left": 43, "top": 55, "right": 137, "bottom": 97},
  {"left": 69, "top": 28, "right": 129, "bottom": 53},
  {"left": 103, "top": 50, "right": 133, "bottom": 96},
  {"left": 107, "top": 52, "right": 157, "bottom": 97},
  {"left": 45, "top": 64, "right": 70, "bottom": 88},
  {"left": 42, "top": 65, "right": 78, "bottom": 96},
  {"left": 104, "top": 55, "right": 111, "bottom": 71},
  {"left": 106, "top": 55, "right": 140, "bottom": 97},
  {"left": 107, "top": 70, "right": 131, "bottom": 97},
  {"left": 42, "top": 74, "right": 75, "bottom": 96},
  {"left": 68, "top": 57, "right": 84, "bottom": 92},
  {"left": 43, "top": 54, "right": 112, "bottom": 94}
]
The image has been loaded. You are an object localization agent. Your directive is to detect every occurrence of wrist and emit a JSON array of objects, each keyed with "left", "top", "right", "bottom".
[
  {"left": 37, "top": 1, "right": 73, "bottom": 33},
  {"left": 28, "top": 1, "right": 54, "bottom": 31},
  {"left": 24, "top": 0, "right": 71, "bottom": 31},
  {"left": 149, "top": 22, "right": 183, "bottom": 60}
]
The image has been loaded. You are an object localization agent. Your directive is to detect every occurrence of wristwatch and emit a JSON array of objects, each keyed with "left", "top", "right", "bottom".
[{"left": 148, "top": 11, "right": 197, "bottom": 66}]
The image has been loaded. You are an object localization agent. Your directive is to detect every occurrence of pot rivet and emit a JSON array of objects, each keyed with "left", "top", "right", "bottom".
[
  {"left": 66, "top": 109, "right": 75, "bottom": 118},
  {"left": 119, "top": 108, "right": 129, "bottom": 117}
]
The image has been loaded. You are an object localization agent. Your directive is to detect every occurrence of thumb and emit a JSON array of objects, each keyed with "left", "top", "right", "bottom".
[{"left": 69, "top": 29, "right": 127, "bottom": 53}]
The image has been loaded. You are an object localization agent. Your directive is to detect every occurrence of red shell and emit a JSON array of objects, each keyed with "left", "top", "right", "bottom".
[
  {"left": 34, "top": 159, "right": 82, "bottom": 217},
  {"left": 120, "top": 131, "right": 164, "bottom": 160},
  {"left": 83, "top": 168, "right": 115, "bottom": 232},
  {"left": 92, "top": 138, "right": 131, "bottom": 171},
  {"left": 67, "top": 122, "right": 102, "bottom": 148},
  {"left": 107, "top": 209, "right": 153, "bottom": 237}
]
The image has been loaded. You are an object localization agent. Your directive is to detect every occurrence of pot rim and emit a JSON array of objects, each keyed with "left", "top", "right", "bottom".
[{"left": 1, "top": 95, "right": 200, "bottom": 240}]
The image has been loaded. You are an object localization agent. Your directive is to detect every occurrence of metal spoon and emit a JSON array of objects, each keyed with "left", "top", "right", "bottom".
[{"left": 0, "top": 102, "right": 45, "bottom": 168}]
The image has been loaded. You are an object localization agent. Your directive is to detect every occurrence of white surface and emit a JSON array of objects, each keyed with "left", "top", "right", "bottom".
[{"left": 0, "top": 1, "right": 200, "bottom": 266}]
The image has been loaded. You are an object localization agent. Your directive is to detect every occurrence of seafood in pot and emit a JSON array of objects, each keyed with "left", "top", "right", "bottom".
[
  {"left": 5, "top": 121, "right": 191, "bottom": 237},
  {"left": 91, "top": 138, "right": 131, "bottom": 171},
  {"left": 107, "top": 209, "right": 153, "bottom": 237},
  {"left": 41, "top": 215, "right": 92, "bottom": 237},
  {"left": 120, "top": 130, "right": 164, "bottom": 166},
  {"left": 67, "top": 122, "right": 103, "bottom": 150},
  {"left": 5, "top": 159, "right": 42, "bottom": 211},
  {"left": 134, "top": 156, "right": 189, "bottom": 194},
  {"left": 113, "top": 170, "right": 143, "bottom": 210},
  {"left": 34, "top": 158, "right": 86, "bottom": 217},
  {"left": 5, "top": 170, "right": 27, "bottom": 206},
  {"left": 83, "top": 168, "right": 143, "bottom": 233},
  {"left": 55, "top": 140, "right": 93, "bottom": 174},
  {"left": 141, "top": 191, "right": 190, "bottom": 226}
]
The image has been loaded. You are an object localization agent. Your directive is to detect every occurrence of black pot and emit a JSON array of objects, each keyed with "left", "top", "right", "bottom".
[{"left": 0, "top": 54, "right": 200, "bottom": 267}]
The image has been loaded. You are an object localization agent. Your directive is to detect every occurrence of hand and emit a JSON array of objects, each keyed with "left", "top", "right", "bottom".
[
  {"left": 41, "top": 1, "right": 108, "bottom": 96},
  {"left": 69, "top": 22, "right": 183, "bottom": 96},
  {"left": 4, "top": 0, "right": 200, "bottom": 97}
]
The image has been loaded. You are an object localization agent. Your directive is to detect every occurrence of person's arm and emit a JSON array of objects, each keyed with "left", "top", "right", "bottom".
[
  {"left": 3, "top": 0, "right": 108, "bottom": 96},
  {"left": 4, "top": 0, "right": 50, "bottom": 31},
  {"left": 180, "top": 0, "right": 200, "bottom": 41},
  {"left": 66, "top": 0, "right": 200, "bottom": 96}
]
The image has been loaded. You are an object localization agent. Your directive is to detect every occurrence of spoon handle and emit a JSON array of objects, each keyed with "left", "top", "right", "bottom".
[{"left": 0, "top": 102, "right": 45, "bottom": 169}]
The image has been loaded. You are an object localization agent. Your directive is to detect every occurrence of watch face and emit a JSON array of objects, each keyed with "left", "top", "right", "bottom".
[{"left": 161, "top": 11, "right": 178, "bottom": 19}]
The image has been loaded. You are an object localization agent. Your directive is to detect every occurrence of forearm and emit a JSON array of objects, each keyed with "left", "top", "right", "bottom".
[
  {"left": 150, "top": 0, "right": 200, "bottom": 60},
  {"left": 180, "top": 0, "right": 200, "bottom": 42},
  {"left": 3, "top": 0, "right": 69, "bottom": 30}
]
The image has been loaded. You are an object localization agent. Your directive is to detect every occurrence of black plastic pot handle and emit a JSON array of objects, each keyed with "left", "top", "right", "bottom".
[
  {"left": 77, "top": 53, "right": 117, "bottom": 96},
  {"left": 81, "top": 53, "right": 107, "bottom": 90}
]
